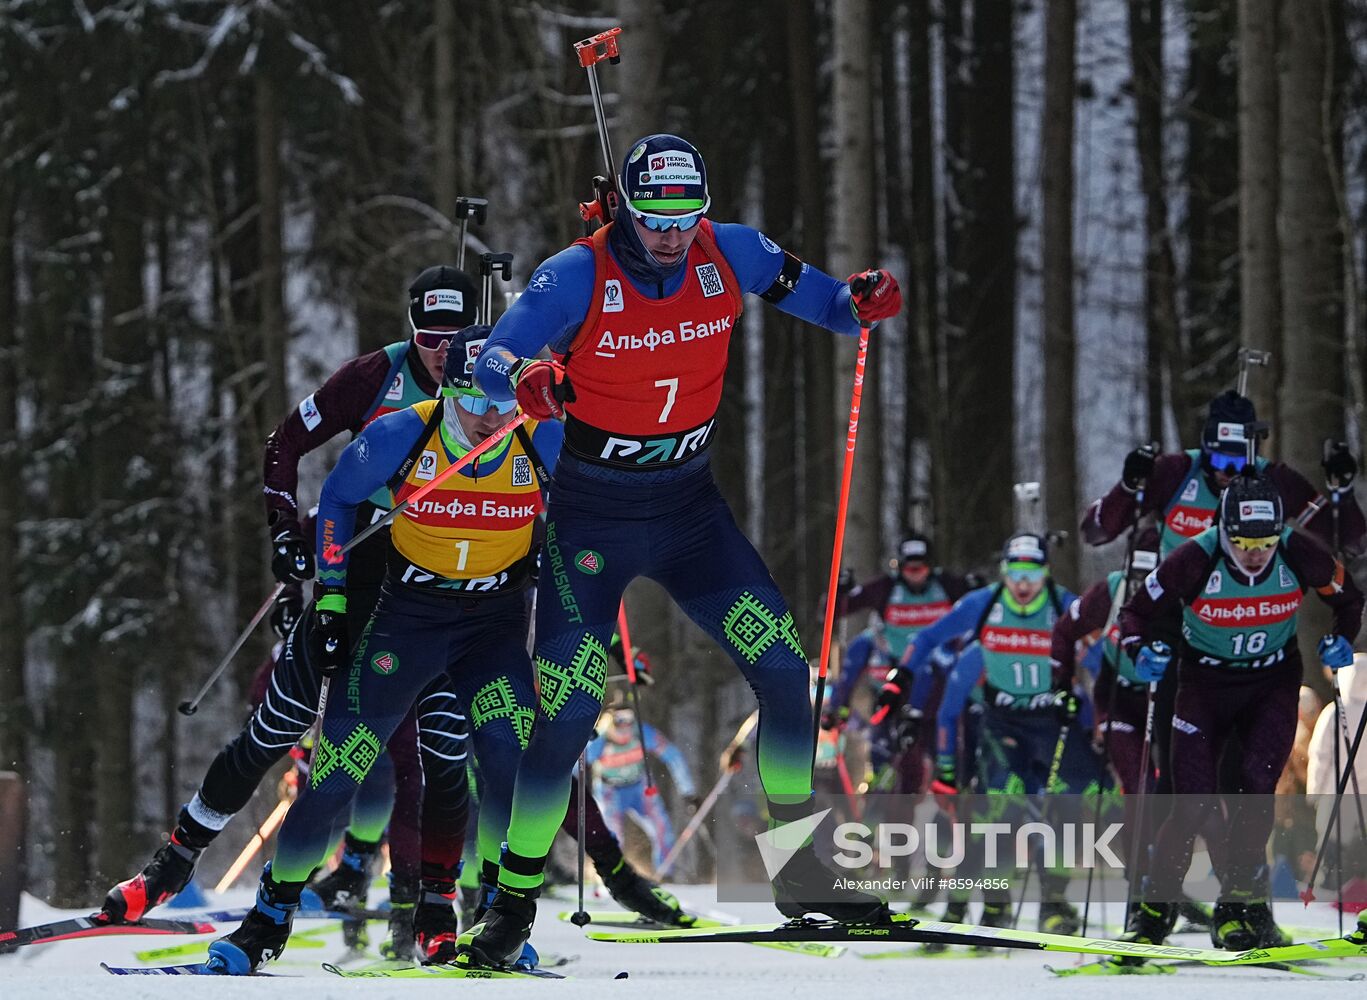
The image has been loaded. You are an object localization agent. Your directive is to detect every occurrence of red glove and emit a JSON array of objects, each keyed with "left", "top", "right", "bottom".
[
  {"left": 848, "top": 269, "right": 902, "bottom": 324},
  {"left": 511, "top": 359, "right": 575, "bottom": 420}
]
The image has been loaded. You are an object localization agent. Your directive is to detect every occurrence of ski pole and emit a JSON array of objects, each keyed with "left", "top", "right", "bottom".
[
  {"left": 1300, "top": 689, "right": 1367, "bottom": 903},
  {"left": 812, "top": 322, "right": 873, "bottom": 755},
  {"left": 1126, "top": 678, "right": 1160, "bottom": 913},
  {"left": 321, "top": 413, "right": 530, "bottom": 566},
  {"left": 570, "top": 752, "right": 590, "bottom": 926},
  {"left": 214, "top": 798, "right": 291, "bottom": 893},
  {"left": 657, "top": 711, "right": 758, "bottom": 878},
  {"left": 453, "top": 196, "right": 489, "bottom": 271},
  {"left": 178, "top": 582, "right": 287, "bottom": 716},
  {"left": 615, "top": 602, "right": 658, "bottom": 796},
  {"left": 572, "top": 26, "right": 623, "bottom": 228},
  {"left": 480, "top": 251, "right": 513, "bottom": 325}
]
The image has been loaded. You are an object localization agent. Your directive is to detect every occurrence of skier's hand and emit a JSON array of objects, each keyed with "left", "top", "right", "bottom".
[
  {"left": 893, "top": 705, "right": 924, "bottom": 751},
  {"left": 270, "top": 593, "right": 303, "bottom": 639},
  {"left": 1318, "top": 634, "right": 1354, "bottom": 671},
  {"left": 820, "top": 706, "right": 849, "bottom": 731},
  {"left": 511, "top": 358, "right": 575, "bottom": 420},
  {"left": 848, "top": 269, "right": 902, "bottom": 324},
  {"left": 271, "top": 530, "right": 315, "bottom": 583},
  {"left": 1122, "top": 442, "right": 1159, "bottom": 492},
  {"left": 868, "top": 680, "right": 905, "bottom": 726},
  {"left": 1134, "top": 641, "right": 1172, "bottom": 683},
  {"left": 1051, "top": 690, "right": 1080, "bottom": 724},
  {"left": 308, "top": 591, "right": 349, "bottom": 676},
  {"left": 629, "top": 649, "right": 654, "bottom": 685},
  {"left": 1323, "top": 440, "right": 1357, "bottom": 492}
]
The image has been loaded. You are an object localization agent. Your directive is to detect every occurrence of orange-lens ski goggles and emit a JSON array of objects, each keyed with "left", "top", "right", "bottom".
[{"left": 1228, "top": 534, "right": 1279, "bottom": 552}]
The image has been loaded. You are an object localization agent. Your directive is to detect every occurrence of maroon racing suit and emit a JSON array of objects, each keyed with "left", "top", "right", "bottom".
[{"left": 1118, "top": 532, "right": 1363, "bottom": 902}]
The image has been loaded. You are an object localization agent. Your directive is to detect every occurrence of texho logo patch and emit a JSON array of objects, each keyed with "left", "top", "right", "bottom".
[
  {"left": 371, "top": 651, "right": 399, "bottom": 676},
  {"left": 575, "top": 550, "right": 603, "bottom": 575},
  {"left": 756, "top": 809, "right": 832, "bottom": 879}
]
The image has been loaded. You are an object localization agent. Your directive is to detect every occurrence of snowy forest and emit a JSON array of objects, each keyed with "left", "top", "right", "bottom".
[{"left": 1, "top": 0, "right": 1364, "bottom": 908}]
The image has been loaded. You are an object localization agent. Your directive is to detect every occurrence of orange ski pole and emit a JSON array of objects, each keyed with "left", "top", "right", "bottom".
[
  {"left": 812, "top": 323, "right": 872, "bottom": 755},
  {"left": 616, "top": 601, "right": 658, "bottom": 795}
]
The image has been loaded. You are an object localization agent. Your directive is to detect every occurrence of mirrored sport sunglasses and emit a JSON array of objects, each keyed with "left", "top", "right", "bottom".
[
  {"left": 451, "top": 389, "right": 516, "bottom": 416},
  {"left": 1004, "top": 565, "right": 1047, "bottom": 584},
  {"left": 1228, "top": 534, "right": 1279, "bottom": 552},
  {"left": 1207, "top": 450, "right": 1248, "bottom": 473},
  {"left": 625, "top": 198, "right": 709, "bottom": 233},
  {"left": 408, "top": 313, "right": 464, "bottom": 350}
]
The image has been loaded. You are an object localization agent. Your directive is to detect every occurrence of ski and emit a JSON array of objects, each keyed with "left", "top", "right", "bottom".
[
  {"left": 100, "top": 961, "right": 277, "bottom": 977},
  {"left": 561, "top": 909, "right": 844, "bottom": 958},
  {"left": 0, "top": 915, "right": 215, "bottom": 954},
  {"left": 1046, "top": 961, "right": 1175, "bottom": 977},
  {"left": 192, "top": 905, "right": 389, "bottom": 922},
  {"left": 558, "top": 909, "right": 727, "bottom": 929},
  {"left": 322, "top": 960, "right": 567, "bottom": 980},
  {"left": 134, "top": 925, "right": 334, "bottom": 962},
  {"left": 585, "top": 912, "right": 1367, "bottom": 966}
]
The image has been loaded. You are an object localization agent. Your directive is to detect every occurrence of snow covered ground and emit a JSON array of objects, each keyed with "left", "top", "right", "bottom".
[{"left": 1, "top": 885, "right": 1361, "bottom": 997}]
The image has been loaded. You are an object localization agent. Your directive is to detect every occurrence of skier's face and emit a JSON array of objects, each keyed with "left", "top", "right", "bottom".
[
  {"left": 452, "top": 391, "right": 517, "bottom": 445},
  {"left": 1003, "top": 563, "right": 1047, "bottom": 606},
  {"left": 900, "top": 561, "right": 931, "bottom": 589},
  {"left": 414, "top": 334, "right": 454, "bottom": 384},
  {"left": 632, "top": 211, "right": 701, "bottom": 267},
  {"left": 1226, "top": 534, "right": 1278, "bottom": 576}
]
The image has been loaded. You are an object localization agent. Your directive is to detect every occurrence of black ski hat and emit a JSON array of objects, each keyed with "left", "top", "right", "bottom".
[
  {"left": 440, "top": 324, "right": 493, "bottom": 392},
  {"left": 1201, "top": 390, "right": 1257, "bottom": 455},
  {"left": 899, "top": 533, "right": 932, "bottom": 564},
  {"left": 1219, "top": 473, "right": 1283, "bottom": 539},
  {"left": 408, "top": 265, "right": 479, "bottom": 331}
]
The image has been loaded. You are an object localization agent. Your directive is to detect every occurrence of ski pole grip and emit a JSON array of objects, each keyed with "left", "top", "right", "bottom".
[{"left": 575, "top": 27, "right": 622, "bottom": 67}]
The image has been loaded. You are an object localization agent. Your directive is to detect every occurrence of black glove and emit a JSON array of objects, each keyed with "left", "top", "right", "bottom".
[
  {"left": 1122, "top": 443, "right": 1159, "bottom": 492},
  {"left": 270, "top": 593, "right": 302, "bottom": 639},
  {"left": 820, "top": 706, "right": 849, "bottom": 731},
  {"left": 271, "top": 530, "right": 315, "bottom": 583},
  {"left": 837, "top": 568, "right": 856, "bottom": 594},
  {"left": 870, "top": 679, "right": 906, "bottom": 726},
  {"left": 1323, "top": 440, "right": 1357, "bottom": 492},
  {"left": 1044, "top": 689, "right": 1080, "bottom": 724},
  {"left": 891, "top": 705, "right": 924, "bottom": 752},
  {"left": 307, "top": 591, "right": 349, "bottom": 676}
]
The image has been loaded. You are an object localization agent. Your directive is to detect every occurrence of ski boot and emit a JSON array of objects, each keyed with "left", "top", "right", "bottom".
[
  {"left": 100, "top": 835, "right": 201, "bottom": 922},
  {"left": 1113, "top": 900, "right": 1177, "bottom": 966},
  {"left": 920, "top": 897, "right": 968, "bottom": 954},
  {"left": 205, "top": 868, "right": 300, "bottom": 974},
  {"left": 380, "top": 878, "right": 417, "bottom": 962},
  {"left": 600, "top": 857, "right": 695, "bottom": 927},
  {"left": 1243, "top": 900, "right": 1289, "bottom": 948},
  {"left": 306, "top": 832, "right": 377, "bottom": 912},
  {"left": 415, "top": 888, "right": 460, "bottom": 964},
  {"left": 1210, "top": 898, "right": 1260, "bottom": 950},
  {"left": 770, "top": 842, "right": 890, "bottom": 923},
  {"left": 1348, "top": 910, "right": 1367, "bottom": 944},
  {"left": 456, "top": 884, "right": 539, "bottom": 969},
  {"left": 1039, "top": 896, "right": 1081, "bottom": 935}
]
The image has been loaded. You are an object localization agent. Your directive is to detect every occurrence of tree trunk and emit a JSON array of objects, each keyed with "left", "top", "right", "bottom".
[
  {"left": 1041, "top": 0, "right": 1078, "bottom": 586},
  {"left": 256, "top": 53, "right": 288, "bottom": 424},
  {"left": 433, "top": 0, "right": 459, "bottom": 222},
  {"left": 830, "top": 0, "right": 882, "bottom": 576},
  {"left": 943, "top": 0, "right": 1015, "bottom": 566},
  {"left": 93, "top": 167, "right": 149, "bottom": 888},
  {"left": 906, "top": 0, "right": 946, "bottom": 544},
  {"left": 1238, "top": 0, "right": 1282, "bottom": 444},
  {"left": 0, "top": 177, "right": 24, "bottom": 779},
  {"left": 1183, "top": 0, "right": 1241, "bottom": 419},
  {"left": 1278, "top": 0, "right": 1344, "bottom": 475},
  {"left": 789, "top": 0, "right": 835, "bottom": 629},
  {"left": 616, "top": 0, "right": 666, "bottom": 151},
  {"left": 1128, "top": 0, "right": 1187, "bottom": 447}
]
